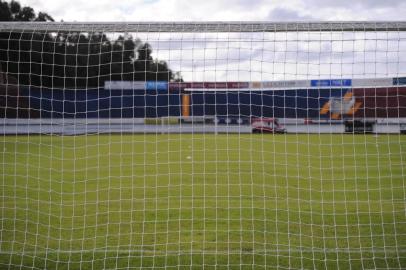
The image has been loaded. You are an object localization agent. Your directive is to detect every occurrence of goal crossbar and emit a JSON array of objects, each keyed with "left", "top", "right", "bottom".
[{"left": 1, "top": 21, "right": 406, "bottom": 32}]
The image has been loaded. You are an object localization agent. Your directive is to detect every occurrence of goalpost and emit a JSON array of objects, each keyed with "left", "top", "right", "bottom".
[{"left": 0, "top": 21, "right": 405, "bottom": 269}]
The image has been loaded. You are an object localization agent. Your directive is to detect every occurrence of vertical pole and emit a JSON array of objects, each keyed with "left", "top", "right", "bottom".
[{"left": 182, "top": 94, "right": 190, "bottom": 117}]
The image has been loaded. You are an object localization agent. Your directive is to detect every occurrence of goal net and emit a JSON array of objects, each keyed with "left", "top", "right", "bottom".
[{"left": 0, "top": 21, "right": 405, "bottom": 269}]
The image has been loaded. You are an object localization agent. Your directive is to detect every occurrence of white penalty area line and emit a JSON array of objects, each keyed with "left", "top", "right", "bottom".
[{"left": 1, "top": 249, "right": 404, "bottom": 255}]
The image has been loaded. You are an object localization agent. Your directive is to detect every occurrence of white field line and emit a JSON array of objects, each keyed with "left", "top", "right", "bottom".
[{"left": 0, "top": 249, "right": 404, "bottom": 255}]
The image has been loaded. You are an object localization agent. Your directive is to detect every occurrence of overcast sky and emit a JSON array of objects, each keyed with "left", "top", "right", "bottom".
[
  {"left": 15, "top": 0, "right": 406, "bottom": 81},
  {"left": 17, "top": 0, "right": 406, "bottom": 22}
]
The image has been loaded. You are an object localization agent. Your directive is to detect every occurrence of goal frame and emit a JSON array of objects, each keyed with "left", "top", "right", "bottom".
[
  {"left": 1, "top": 21, "right": 406, "bottom": 33},
  {"left": 1, "top": 20, "right": 406, "bottom": 270}
]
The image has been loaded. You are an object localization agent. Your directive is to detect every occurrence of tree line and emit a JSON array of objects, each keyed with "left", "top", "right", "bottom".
[{"left": 0, "top": 0, "right": 179, "bottom": 89}]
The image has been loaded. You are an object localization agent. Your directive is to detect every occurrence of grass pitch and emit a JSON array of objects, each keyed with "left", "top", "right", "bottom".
[{"left": 1, "top": 134, "right": 405, "bottom": 269}]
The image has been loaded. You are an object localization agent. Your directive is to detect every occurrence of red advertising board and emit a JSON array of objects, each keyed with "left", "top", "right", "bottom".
[{"left": 353, "top": 87, "right": 406, "bottom": 118}]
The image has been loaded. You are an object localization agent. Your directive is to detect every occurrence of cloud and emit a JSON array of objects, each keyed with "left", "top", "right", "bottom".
[
  {"left": 307, "top": 0, "right": 405, "bottom": 8},
  {"left": 17, "top": 0, "right": 406, "bottom": 22},
  {"left": 267, "top": 7, "right": 315, "bottom": 21},
  {"left": 295, "top": 0, "right": 406, "bottom": 21}
]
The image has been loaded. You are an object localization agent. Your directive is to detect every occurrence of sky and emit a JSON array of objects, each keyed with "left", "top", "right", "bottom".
[
  {"left": 16, "top": 0, "right": 406, "bottom": 22},
  {"left": 14, "top": 0, "right": 406, "bottom": 81}
]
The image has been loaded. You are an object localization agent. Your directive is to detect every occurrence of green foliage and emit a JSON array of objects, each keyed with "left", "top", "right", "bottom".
[
  {"left": 0, "top": 0, "right": 54, "bottom": 21},
  {"left": 0, "top": 0, "right": 179, "bottom": 88}
]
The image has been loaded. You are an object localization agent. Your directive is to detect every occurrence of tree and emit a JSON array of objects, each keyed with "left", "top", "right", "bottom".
[
  {"left": 0, "top": 0, "right": 181, "bottom": 89},
  {"left": 0, "top": 0, "right": 54, "bottom": 21},
  {"left": 0, "top": 1, "right": 11, "bottom": 21},
  {"left": 35, "top": 12, "right": 54, "bottom": 22}
]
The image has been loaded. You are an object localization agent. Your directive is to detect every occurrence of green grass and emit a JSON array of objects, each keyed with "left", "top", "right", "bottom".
[{"left": 0, "top": 134, "right": 405, "bottom": 269}]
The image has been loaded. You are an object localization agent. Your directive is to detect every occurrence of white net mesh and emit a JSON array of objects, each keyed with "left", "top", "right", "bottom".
[{"left": 0, "top": 22, "right": 405, "bottom": 269}]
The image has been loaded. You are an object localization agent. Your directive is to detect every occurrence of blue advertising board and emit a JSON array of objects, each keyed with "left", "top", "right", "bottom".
[
  {"left": 393, "top": 77, "right": 406, "bottom": 85},
  {"left": 145, "top": 81, "right": 168, "bottom": 91},
  {"left": 310, "top": 79, "right": 352, "bottom": 87}
]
